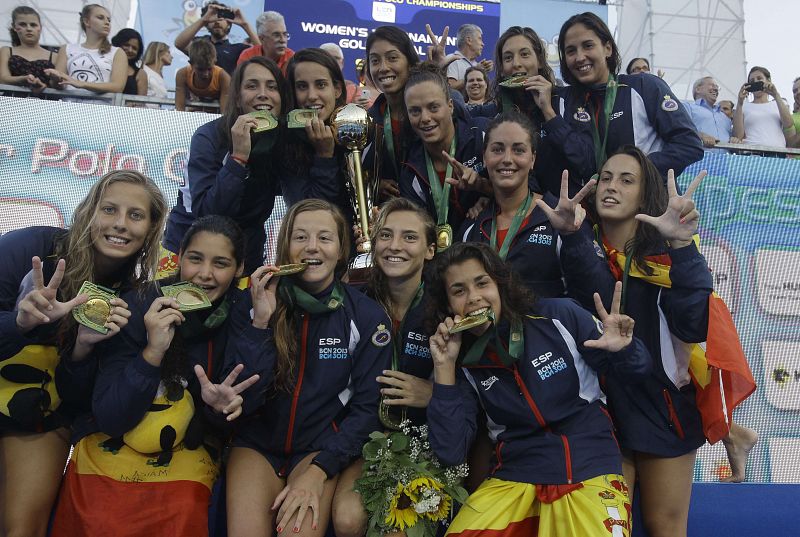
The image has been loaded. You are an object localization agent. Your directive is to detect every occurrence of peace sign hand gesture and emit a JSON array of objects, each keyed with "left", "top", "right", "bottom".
[
  {"left": 635, "top": 169, "right": 705, "bottom": 248},
  {"left": 583, "top": 281, "right": 635, "bottom": 352},
  {"left": 535, "top": 170, "right": 596, "bottom": 235},
  {"left": 15, "top": 257, "right": 88, "bottom": 333},
  {"left": 443, "top": 150, "right": 492, "bottom": 194},
  {"left": 194, "top": 363, "right": 260, "bottom": 421},
  {"left": 425, "top": 24, "right": 450, "bottom": 67}
]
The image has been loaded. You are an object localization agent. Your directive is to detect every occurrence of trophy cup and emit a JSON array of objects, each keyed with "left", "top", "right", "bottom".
[{"left": 331, "top": 103, "right": 379, "bottom": 283}]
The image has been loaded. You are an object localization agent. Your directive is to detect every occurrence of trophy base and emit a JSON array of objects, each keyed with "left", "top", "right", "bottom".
[{"left": 347, "top": 253, "right": 372, "bottom": 286}]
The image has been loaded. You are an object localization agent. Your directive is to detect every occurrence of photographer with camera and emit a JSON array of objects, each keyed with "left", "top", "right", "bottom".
[
  {"left": 174, "top": 1, "right": 258, "bottom": 75},
  {"left": 733, "top": 66, "right": 796, "bottom": 148}
]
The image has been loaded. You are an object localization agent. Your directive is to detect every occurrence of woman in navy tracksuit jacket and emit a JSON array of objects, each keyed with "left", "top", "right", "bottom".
[
  {"left": 425, "top": 242, "right": 651, "bottom": 535},
  {"left": 552, "top": 144, "right": 712, "bottom": 537},
  {"left": 398, "top": 64, "right": 489, "bottom": 238},
  {"left": 225, "top": 199, "right": 391, "bottom": 537},
  {"left": 556, "top": 13, "right": 703, "bottom": 180},
  {"left": 51, "top": 215, "right": 265, "bottom": 536},
  {"left": 457, "top": 111, "right": 590, "bottom": 299}
]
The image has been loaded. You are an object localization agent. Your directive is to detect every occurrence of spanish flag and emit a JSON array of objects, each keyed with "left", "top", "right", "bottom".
[{"left": 601, "top": 239, "right": 756, "bottom": 444}]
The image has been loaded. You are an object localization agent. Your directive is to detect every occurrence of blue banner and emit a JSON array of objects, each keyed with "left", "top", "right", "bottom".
[
  {"left": 0, "top": 96, "right": 797, "bottom": 483},
  {"left": 264, "top": 0, "right": 501, "bottom": 80}
]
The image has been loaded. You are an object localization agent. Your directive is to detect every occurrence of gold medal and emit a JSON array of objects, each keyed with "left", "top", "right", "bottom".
[
  {"left": 436, "top": 224, "right": 453, "bottom": 252},
  {"left": 72, "top": 281, "right": 118, "bottom": 334},
  {"left": 270, "top": 263, "right": 307, "bottom": 276},
  {"left": 449, "top": 309, "right": 493, "bottom": 334},
  {"left": 161, "top": 282, "right": 212, "bottom": 312},
  {"left": 248, "top": 110, "right": 278, "bottom": 133},
  {"left": 498, "top": 74, "right": 528, "bottom": 88},
  {"left": 287, "top": 108, "right": 319, "bottom": 128}
]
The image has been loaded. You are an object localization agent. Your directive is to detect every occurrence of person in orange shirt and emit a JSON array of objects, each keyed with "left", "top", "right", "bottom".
[
  {"left": 237, "top": 11, "right": 294, "bottom": 74},
  {"left": 175, "top": 38, "right": 230, "bottom": 112}
]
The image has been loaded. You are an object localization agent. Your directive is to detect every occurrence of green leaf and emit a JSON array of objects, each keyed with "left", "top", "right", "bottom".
[
  {"left": 363, "top": 442, "right": 380, "bottom": 460},
  {"left": 369, "top": 431, "right": 387, "bottom": 441},
  {"left": 451, "top": 486, "right": 470, "bottom": 504},
  {"left": 406, "top": 520, "right": 423, "bottom": 537},
  {"left": 389, "top": 432, "right": 409, "bottom": 452}
]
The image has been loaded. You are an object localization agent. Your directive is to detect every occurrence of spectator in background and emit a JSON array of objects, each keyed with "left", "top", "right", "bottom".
[
  {"left": 446, "top": 24, "right": 493, "bottom": 92},
  {"left": 719, "top": 99, "right": 734, "bottom": 120},
  {"left": 685, "top": 76, "right": 740, "bottom": 149},
  {"left": 463, "top": 65, "right": 491, "bottom": 105},
  {"left": 733, "top": 66, "right": 796, "bottom": 148},
  {"left": 626, "top": 56, "right": 665, "bottom": 78},
  {"left": 111, "top": 28, "right": 146, "bottom": 95},
  {"left": 320, "top": 42, "right": 358, "bottom": 103},
  {"left": 47, "top": 4, "right": 126, "bottom": 94},
  {"left": 142, "top": 41, "right": 171, "bottom": 99},
  {"left": 0, "top": 6, "right": 54, "bottom": 92},
  {"left": 237, "top": 11, "right": 294, "bottom": 74},
  {"left": 174, "top": 2, "right": 257, "bottom": 75},
  {"left": 354, "top": 57, "right": 379, "bottom": 108},
  {"left": 175, "top": 38, "right": 230, "bottom": 112},
  {"left": 791, "top": 77, "right": 800, "bottom": 143}
]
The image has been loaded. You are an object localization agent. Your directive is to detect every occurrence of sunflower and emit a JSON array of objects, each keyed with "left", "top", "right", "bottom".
[
  {"left": 405, "top": 476, "right": 443, "bottom": 500},
  {"left": 385, "top": 483, "right": 419, "bottom": 531},
  {"left": 424, "top": 491, "right": 451, "bottom": 521}
]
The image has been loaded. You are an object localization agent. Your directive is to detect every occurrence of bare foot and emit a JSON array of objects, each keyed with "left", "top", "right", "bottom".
[{"left": 721, "top": 423, "right": 758, "bottom": 483}]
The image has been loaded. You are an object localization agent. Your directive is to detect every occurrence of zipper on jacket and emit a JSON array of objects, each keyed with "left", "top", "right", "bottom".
[
  {"left": 492, "top": 440, "right": 505, "bottom": 473},
  {"left": 511, "top": 366, "right": 547, "bottom": 428},
  {"left": 560, "top": 435, "right": 574, "bottom": 484},
  {"left": 284, "top": 315, "right": 310, "bottom": 454},
  {"left": 662, "top": 389, "right": 686, "bottom": 440}
]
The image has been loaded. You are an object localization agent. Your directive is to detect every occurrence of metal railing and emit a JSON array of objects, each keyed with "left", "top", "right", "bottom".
[
  {"left": 0, "top": 84, "right": 220, "bottom": 112},
  {"left": 707, "top": 142, "right": 800, "bottom": 157}
]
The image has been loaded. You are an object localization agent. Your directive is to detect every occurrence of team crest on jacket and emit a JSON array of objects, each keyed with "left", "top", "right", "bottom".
[
  {"left": 574, "top": 107, "right": 591, "bottom": 122},
  {"left": 661, "top": 95, "right": 679, "bottom": 111},
  {"left": 371, "top": 324, "right": 391, "bottom": 347}
]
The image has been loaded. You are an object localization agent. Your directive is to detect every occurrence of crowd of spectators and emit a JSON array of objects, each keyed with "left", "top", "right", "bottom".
[{"left": 2, "top": 2, "right": 798, "bottom": 153}]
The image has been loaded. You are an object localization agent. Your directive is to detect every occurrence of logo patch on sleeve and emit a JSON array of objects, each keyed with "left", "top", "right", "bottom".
[
  {"left": 371, "top": 324, "right": 392, "bottom": 347},
  {"left": 661, "top": 95, "right": 679, "bottom": 111}
]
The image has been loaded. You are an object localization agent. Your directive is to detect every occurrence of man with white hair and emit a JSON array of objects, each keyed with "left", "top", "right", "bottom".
[
  {"left": 685, "top": 76, "right": 741, "bottom": 148},
  {"left": 446, "top": 24, "right": 493, "bottom": 91},
  {"left": 320, "top": 42, "right": 361, "bottom": 103},
  {"left": 237, "top": 11, "right": 294, "bottom": 73}
]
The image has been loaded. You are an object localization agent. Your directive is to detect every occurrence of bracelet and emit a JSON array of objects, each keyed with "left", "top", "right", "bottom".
[{"left": 231, "top": 155, "right": 248, "bottom": 166}]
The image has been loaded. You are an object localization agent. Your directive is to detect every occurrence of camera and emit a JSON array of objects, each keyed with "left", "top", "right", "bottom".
[
  {"left": 745, "top": 81, "right": 764, "bottom": 93},
  {"left": 216, "top": 7, "right": 235, "bottom": 19}
]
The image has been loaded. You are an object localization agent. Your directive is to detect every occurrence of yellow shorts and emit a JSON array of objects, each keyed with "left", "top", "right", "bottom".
[{"left": 447, "top": 474, "right": 631, "bottom": 537}]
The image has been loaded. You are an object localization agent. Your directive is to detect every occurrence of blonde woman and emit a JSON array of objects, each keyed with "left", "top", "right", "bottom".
[
  {"left": 0, "top": 170, "right": 168, "bottom": 537},
  {"left": 142, "top": 41, "right": 172, "bottom": 99},
  {"left": 47, "top": 4, "right": 126, "bottom": 94}
]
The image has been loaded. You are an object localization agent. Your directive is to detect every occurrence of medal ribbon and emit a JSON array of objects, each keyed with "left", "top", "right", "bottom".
[
  {"left": 278, "top": 279, "right": 345, "bottom": 314},
  {"left": 489, "top": 191, "right": 533, "bottom": 261},
  {"left": 460, "top": 313, "right": 524, "bottom": 366},
  {"left": 588, "top": 74, "right": 619, "bottom": 173},
  {"left": 179, "top": 296, "right": 231, "bottom": 339},
  {"left": 424, "top": 136, "right": 457, "bottom": 227},
  {"left": 383, "top": 104, "right": 400, "bottom": 178}
]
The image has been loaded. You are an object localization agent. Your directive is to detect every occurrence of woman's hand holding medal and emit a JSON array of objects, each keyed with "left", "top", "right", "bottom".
[
  {"left": 142, "top": 296, "right": 185, "bottom": 366},
  {"left": 429, "top": 317, "right": 463, "bottom": 386},
  {"left": 250, "top": 265, "right": 281, "bottom": 329}
]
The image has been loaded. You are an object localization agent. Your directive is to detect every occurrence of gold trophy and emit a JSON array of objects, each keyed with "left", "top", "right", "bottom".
[{"left": 331, "top": 103, "right": 378, "bottom": 283}]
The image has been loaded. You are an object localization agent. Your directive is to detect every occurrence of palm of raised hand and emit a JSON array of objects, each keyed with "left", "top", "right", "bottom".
[
  {"left": 16, "top": 257, "right": 86, "bottom": 332},
  {"left": 535, "top": 171, "right": 595, "bottom": 234},
  {"left": 584, "top": 282, "right": 634, "bottom": 353},
  {"left": 635, "top": 169, "right": 706, "bottom": 243}
]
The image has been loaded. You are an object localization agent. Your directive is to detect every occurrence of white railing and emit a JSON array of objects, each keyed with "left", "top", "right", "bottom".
[{"left": 0, "top": 84, "right": 220, "bottom": 112}]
